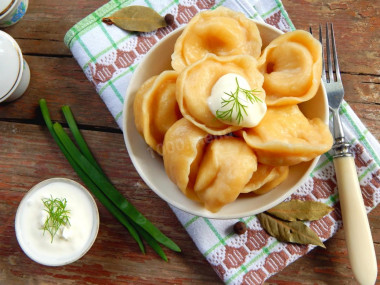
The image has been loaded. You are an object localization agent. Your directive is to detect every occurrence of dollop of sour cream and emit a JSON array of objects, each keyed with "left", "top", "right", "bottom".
[
  {"left": 208, "top": 73, "right": 267, "bottom": 128},
  {"left": 15, "top": 179, "right": 99, "bottom": 266}
]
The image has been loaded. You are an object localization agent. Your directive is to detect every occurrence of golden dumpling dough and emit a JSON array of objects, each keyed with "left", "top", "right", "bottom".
[
  {"left": 258, "top": 30, "right": 322, "bottom": 106},
  {"left": 242, "top": 164, "right": 289, "bottom": 194},
  {"left": 241, "top": 105, "right": 333, "bottom": 166},
  {"left": 134, "top": 70, "right": 182, "bottom": 155},
  {"left": 171, "top": 7, "right": 262, "bottom": 72},
  {"left": 194, "top": 137, "right": 257, "bottom": 212},
  {"left": 176, "top": 54, "right": 265, "bottom": 135},
  {"left": 162, "top": 118, "right": 208, "bottom": 201}
]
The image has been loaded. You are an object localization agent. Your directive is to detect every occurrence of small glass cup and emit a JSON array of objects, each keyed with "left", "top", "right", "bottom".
[
  {"left": 0, "top": 0, "right": 29, "bottom": 27},
  {"left": 0, "top": 30, "right": 30, "bottom": 103}
]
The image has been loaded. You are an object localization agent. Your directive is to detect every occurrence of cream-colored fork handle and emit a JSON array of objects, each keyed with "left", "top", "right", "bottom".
[{"left": 334, "top": 156, "right": 377, "bottom": 285}]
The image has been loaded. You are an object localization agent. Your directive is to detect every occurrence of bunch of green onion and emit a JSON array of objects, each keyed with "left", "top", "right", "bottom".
[{"left": 39, "top": 99, "right": 180, "bottom": 260}]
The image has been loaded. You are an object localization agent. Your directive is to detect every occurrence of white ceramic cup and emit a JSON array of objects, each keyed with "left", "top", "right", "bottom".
[
  {"left": 0, "top": 30, "right": 30, "bottom": 103},
  {"left": 0, "top": 0, "right": 29, "bottom": 27}
]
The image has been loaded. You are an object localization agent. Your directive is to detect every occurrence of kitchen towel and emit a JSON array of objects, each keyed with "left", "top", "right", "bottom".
[{"left": 64, "top": 1, "right": 380, "bottom": 284}]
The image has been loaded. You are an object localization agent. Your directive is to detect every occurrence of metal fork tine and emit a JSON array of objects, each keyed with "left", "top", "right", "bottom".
[
  {"left": 330, "top": 23, "right": 341, "bottom": 82},
  {"left": 318, "top": 24, "right": 326, "bottom": 82},
  {"left": 325, "top": 23, "right": 334, "bottom": 83}
]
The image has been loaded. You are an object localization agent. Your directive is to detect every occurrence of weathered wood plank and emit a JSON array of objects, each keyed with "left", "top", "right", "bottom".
[
  {"left": 0, "top": 55, "right": 118, "bottom": 129},
  {"left": 283, "top": 0, "right": 380, "bottom": 75},
  {"left": 0, "top": 57, "right": 377, "bottom": 140},
  {"left": 272, "top": 1, "right": 380, "bottom": 284},
  {"left": 2, "top": 0, "right": 107, "bottom": 56},
  {"left": 0, "top": 121, "right": 221, "bottom": 284},
  {"left": 2, "top": 0, "right": 378, "bottom": 77},
  {"left": 0, "top": 0, "right": 378, "bottom": 284}
]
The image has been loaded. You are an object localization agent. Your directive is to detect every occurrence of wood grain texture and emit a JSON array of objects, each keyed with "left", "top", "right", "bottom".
[
  {"left": 0, "top": 122, "right": 221, "bottom": 284},
  {"left": 270, "top": 0, "right": 380, "bottom": 284},
  {"left": 0, "top": 0, "right": 378, "bottom": 284}
]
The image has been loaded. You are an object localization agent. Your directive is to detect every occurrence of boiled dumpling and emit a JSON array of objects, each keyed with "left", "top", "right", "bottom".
[
  {"left": 171, "top": 7, "right": 262, "bottom": 72},
  {"left": 194, "top": 136, "right": 257, "bottom": 212},
  {"left": 240, "top": 105, "right": 333, "bottom": 166},
  {"left": 176, "top": 54, "right": 265, "bottom": 135},
  {"left": 258, "top": 30, "right": 322, "bottom": 106},
  {"left": 162, "top": 118, "right": 208, "bottom": 201},
  {"left": 242, "top": 164, "right": 289, "bottom": 194},
  {"left": 134, "top": 70, "right": 182, "bottom": 155},
  {"left": 133, "top": 9, "right": 332, "bottom": 213}
]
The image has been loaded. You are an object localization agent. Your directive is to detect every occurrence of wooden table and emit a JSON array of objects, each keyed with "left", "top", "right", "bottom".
[{"left": 0, "top": 0, "right": 378, "bottom": 284}]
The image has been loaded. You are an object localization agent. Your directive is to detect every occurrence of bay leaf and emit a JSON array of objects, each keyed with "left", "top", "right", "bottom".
[
  {"left": 257, "top": 212, "right": 325, "bottom": 248},
  {"left": 105, "top": 6, "right": 167, "bottom": 33},
  {"left": 266, "top": 200, "right": 333, "bottom": 222}
]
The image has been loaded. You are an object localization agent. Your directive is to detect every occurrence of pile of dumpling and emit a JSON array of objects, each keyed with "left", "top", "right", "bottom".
[{"left": 133, "top": 7, "right": 333, "bottom": 212}]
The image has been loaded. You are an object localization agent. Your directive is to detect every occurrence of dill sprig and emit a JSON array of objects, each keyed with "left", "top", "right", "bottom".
[
  {"left": 216, "top": 77, "right": 262, "bottom": 125},
  {"left": 41, "top": 195, "right": 71, "bottom": 243}
]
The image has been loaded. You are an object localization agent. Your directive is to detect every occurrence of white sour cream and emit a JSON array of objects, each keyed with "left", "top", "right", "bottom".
[
  {"left": 15, "top": 178, "right": 99, "bottom": 266},
  {"left": 208, "top": 73, "right": 267, "bottom": 128}
]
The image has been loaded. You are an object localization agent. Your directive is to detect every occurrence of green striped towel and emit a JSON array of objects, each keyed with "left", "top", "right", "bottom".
[{"left": 64, "top": 1, "right": 380, "bottom": 284}]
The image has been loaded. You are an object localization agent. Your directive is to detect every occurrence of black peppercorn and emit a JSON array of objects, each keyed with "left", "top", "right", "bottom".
[
  {"left": 233, "top": 221, "right": 247, "bottom": 235},
  {"left": 164, "top": 14, "right": 174, "bottom": 26},
  {"left": 102, "top": 17, "right": 113, "bottom": 25}
]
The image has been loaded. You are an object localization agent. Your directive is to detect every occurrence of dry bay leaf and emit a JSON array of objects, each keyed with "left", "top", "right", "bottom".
[
  {"left": 103, "top": 6, "right": 167, "bottom": 33},
  {"left": 257, "top": 212, "right": 325, "bottom": 248},
  {"left": 266, "top": 200, "right": 333, "bottom": 222}
]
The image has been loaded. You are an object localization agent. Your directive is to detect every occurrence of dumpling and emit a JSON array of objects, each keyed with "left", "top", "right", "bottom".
[
  {"left": 241, "top": 105, "right": 333, "bottom": 166},
  {"left": 134, "top": 70, "right": 182, "bottom": 155},
  {"left": 257, "top": 30, "right": 322, "bottom": 106},
  {"left": 162, "top": 118, "right": 208, "bottom": 201},
  {"left": 171, "top": 7, "right": 262, "bottom": 72},
  {"left": 176, "top": 54, "right": 265, "bottom": 135},
  {"left": 194, "top": 136, "right": 257, "bottom": 212},
  {"left": 242, "top": 164, "right": 289, "bottom": 194}
]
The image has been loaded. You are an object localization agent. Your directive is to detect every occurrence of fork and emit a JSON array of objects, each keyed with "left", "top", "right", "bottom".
[{"left": 312, "top": 23, "right": 377, "bottom": 285}]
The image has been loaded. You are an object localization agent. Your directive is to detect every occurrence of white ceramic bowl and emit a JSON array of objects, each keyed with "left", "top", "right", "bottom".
[
  {"left": 0, "top": 0, "right": 29, "bottom": 27},
  {"left": 123, "top": 22, "right": 329, "bottom": 219},
  {"left": 15, "top": 178, "right": 99, "bottom": 266}
]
